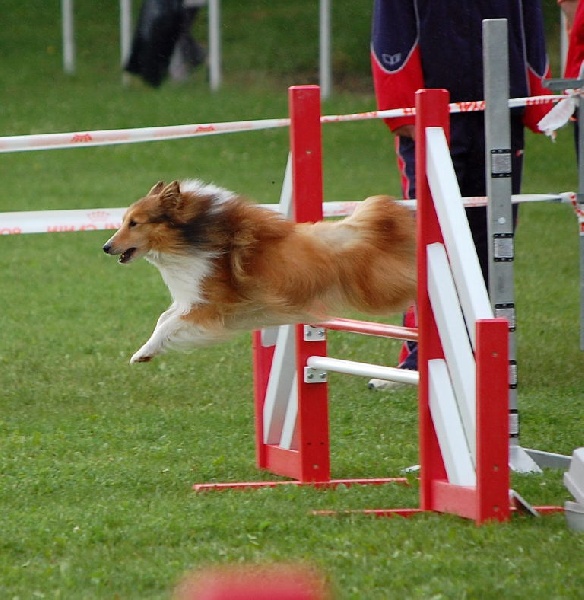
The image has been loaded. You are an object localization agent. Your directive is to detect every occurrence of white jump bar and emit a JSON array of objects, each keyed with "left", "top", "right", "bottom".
[{"left": 306, "top": 356, "right": 419, "bottom": 386}]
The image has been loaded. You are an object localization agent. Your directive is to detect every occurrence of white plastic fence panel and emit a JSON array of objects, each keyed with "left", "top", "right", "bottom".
[
  {"left": 428, "top": 359, "right": 476, "bottom": 487},
  {"left": 279, "top": 153, "right": 294, "bottom": 218},
  {"left": 279, "top": 377, "right": 299, "bottom": 450},
  {"left": 263, "top": 324, "right": 297, "bottom": 444},
  {"left": 427, "top": 243, "right": 477, "bottom": 463},
  {"left": 425, "top": 127, "right": 493, "bottom": 348}
]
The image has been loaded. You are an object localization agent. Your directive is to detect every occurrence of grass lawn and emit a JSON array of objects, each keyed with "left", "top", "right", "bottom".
[{"left": 1, "top": 1, "right": 583, "bottom": 598}]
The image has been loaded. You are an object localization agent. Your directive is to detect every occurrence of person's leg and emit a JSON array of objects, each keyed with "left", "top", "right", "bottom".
[
  {"left": 169, "top": 3, "right": 207, "bottom": 81},
  {"left": 179, "top": 6, "right": 207, "bottom": 68},
  {"left": 125, "top": 0, "right": 183, "bottom": 87},
  {"left": 396, "top": 135, "right": 418, "bottom": 371}
]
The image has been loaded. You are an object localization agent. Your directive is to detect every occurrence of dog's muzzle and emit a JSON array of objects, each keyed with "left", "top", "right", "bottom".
[{"left": 103, "top": 241, "right": 137, "bottom": 264}]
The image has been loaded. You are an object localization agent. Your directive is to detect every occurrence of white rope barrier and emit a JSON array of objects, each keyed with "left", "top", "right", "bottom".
[
  {"left": 0, "top": 193, "right": 577, "bottom": 236},
  {"left": 0, "top": 95, "right": 565, "bottom": 154}
]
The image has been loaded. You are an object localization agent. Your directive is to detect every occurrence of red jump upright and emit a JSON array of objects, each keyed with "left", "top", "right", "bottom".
[
  {"left": 196, "top": 85, "right": 409, "bottom": 491},
  {"left": 254, "top": 85, "right": 331, "bottom": 483},
  {"left": 415, "top": 89, "right": 510, "bottom": 523}
]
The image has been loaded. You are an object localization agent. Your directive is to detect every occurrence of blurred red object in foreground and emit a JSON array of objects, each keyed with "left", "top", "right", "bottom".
[{"left": 173, "top": 564, "right": 331, "bottom": 600}]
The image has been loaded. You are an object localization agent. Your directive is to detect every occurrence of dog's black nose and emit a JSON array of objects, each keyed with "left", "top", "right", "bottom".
[{"left": 103, "top": 243, "right": 111, "bottom": 254}]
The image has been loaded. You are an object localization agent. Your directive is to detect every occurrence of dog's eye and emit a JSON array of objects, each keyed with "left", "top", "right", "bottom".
[{"left": 128, "top": 219, "right": 138, "bottom": 228}]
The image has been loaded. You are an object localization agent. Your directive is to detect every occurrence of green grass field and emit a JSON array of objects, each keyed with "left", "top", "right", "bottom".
[{"left": 1, "top": 1, "right": 583, "bottom": 598}]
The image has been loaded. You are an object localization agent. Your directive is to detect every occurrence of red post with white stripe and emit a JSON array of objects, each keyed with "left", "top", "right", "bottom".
[
  {"left": 202, "top": 86, "right": 410, "bottom": 491},
  {"left": 253, "top": 86, "right": 331, "bottom": 482},
  {"left": 416, "top": 88, "right": 510, "bottom": 523},
  {"left": 415, "top": 88, "right": 450, "bottom": 511},
  {"left": 288, "top": 85, "right": 330, "bottom": 482}
]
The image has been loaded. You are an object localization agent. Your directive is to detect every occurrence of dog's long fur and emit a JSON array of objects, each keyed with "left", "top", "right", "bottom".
[{"left": 103, "top": 180, "right": 416, "bottom": 363}]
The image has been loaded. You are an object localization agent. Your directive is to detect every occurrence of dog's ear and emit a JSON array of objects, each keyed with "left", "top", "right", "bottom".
[
  {"left": 159, "top": 181, "right": 183, "bottom": 211},
  {"left": 148, "top": 181, "right": 165, "bottom": 196}
]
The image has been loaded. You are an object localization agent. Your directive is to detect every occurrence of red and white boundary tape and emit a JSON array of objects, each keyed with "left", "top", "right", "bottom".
[
  {"left": 0, "top": 94, "right": 564, "bottom": 154},
  {"left": 0, "top": 193, "right": 578, "bottom": 236}
]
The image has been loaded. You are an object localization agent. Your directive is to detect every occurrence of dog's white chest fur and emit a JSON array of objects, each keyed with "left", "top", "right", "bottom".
[
  {"left": 146, "top": 251, "right": 214, "bottom": 310},
  {"left": 127, "top": 251, "right": 218, "bottom": 363}
]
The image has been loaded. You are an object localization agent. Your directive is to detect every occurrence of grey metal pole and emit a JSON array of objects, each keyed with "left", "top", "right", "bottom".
[
  {"left": 319, "top": 0, "right": 332, "bottom": 99},
  {"left": 61, "top": 0, "right": 76, "bottom": 75},
  {"left": 120, "top": 0, "right": 132, "bottom": 85},
  {"left": 483, "top": 19, "right": 540, "bottom": 473},
  {"left": 208, "top": 0, "right": 222, "bottom": 91}
]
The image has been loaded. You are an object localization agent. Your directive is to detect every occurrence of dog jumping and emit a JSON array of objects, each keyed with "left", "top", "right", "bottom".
[{"left": 103, "top": 180, "right": 416, "bottom": 363}]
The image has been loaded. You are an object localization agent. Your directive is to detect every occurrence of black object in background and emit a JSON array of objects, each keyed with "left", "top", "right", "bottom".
[{"left": 125, "top": 0, "right": 183, "bottom": 87}]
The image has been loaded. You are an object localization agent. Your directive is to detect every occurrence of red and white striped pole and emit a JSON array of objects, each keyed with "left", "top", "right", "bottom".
[
  {"left": 416, "top": 88, "right": 510, "bottom": 523},
  {"left": 415, "top": 88, "right": 451, "bottom": 511},
  {"left": 252, "top": 85, "right": 331, "bottom": 482},
  {"left": 289, "top": 85, "right": 331, "bottom": 482}
]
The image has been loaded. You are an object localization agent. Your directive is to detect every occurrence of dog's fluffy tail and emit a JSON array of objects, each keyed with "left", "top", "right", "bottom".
[{"left": 337, "top": 195, "right": 416, "bottom": 314}]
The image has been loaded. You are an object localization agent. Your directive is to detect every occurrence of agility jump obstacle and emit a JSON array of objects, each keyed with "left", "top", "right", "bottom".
[
  {"left": 195, "top": 22, "right": 569, "bottom": 520},
  {"left": 196, "top": 84, "right": 516, "bottom": 524},
  {"left": 219, "top": 82, "right": 561, "bottom": 523}
]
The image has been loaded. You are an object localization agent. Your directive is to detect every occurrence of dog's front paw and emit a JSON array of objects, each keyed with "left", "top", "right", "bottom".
[{"left": 130, "top": 351, "right": 153, "bottom": 364}]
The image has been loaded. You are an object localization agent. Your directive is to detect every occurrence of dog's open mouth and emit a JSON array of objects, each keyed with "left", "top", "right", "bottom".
[{"left": 119, "top": 248, "right": 137, "bottom": 264}]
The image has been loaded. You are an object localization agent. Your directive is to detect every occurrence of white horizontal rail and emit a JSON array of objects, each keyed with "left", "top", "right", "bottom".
[
  {"left": 306, "top": 356, "right": 419, "bottom": 385},
  {"left": 0, "top": 193, "right": 575, "bottom": 236},
  {"left": 0, "top": 95, "right": 563, "bottom": 154}
]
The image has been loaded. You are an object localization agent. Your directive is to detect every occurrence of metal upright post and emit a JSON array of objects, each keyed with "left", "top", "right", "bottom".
[
  {"left": 319, "top": 0, "right": 332, "bottom": 99},
  {"left": 483, "top": 19, "right": 540, "bottom": 473},
  {"left": 208, "top": 0, "right": 222, "bottom": 91},
  {"left": 61, "top": 0, "right": 76, "bottom": 75},
  {"left": 120, "top": 0, "right": 132, "bottom": 86}
]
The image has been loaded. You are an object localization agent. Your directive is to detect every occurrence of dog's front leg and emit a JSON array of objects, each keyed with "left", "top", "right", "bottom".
[
  {"left": 130, "top": 304, "right": 227, "bottom": 363},
  {"left": 130, "top": 308, "right": 186, "bottom": 364}
]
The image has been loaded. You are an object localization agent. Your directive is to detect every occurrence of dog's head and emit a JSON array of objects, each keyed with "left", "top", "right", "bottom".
[
  {"left": 103, "top": 181, "right": 182, "bottom": 263},
  {"left": 103, "top": 180, "right": 216, "bottom": 264}
]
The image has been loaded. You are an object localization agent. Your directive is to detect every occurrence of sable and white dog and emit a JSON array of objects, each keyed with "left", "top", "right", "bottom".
[{"left": 103, "top": 180, "right": 416, "bottom": 363}]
